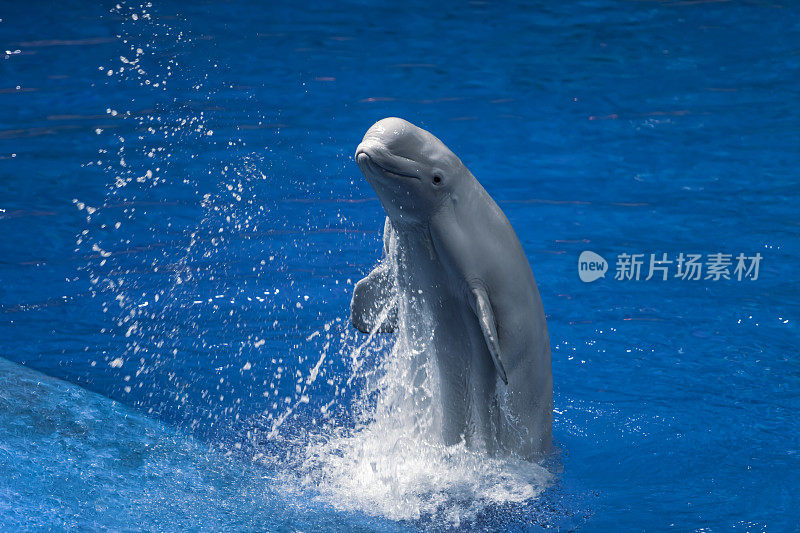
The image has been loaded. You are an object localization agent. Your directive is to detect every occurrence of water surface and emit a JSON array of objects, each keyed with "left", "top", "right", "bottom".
[{"left": 1, "top": 0, "right": 798, "bottom": 530}]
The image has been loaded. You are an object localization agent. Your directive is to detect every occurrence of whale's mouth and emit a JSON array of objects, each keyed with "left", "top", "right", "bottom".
[{"left": 357, "top": 151, "right": 421, "bottom": 181}]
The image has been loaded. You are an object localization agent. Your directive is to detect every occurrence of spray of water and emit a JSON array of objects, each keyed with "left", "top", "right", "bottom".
[
  {"left": 265, "top": 237, "right": 553, "bottom": 526},
  {"left": 76, "top": 2, "right": 553, "bottom": 527}
]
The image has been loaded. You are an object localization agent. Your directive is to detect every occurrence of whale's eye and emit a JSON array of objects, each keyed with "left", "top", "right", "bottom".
[{"left": 432, "top": 174, "right": 442, "bottom": 185}]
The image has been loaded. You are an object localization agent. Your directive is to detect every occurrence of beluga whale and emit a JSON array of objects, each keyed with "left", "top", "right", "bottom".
[{"left": 350, "top": 117, "right": 553, "bottom": 459}]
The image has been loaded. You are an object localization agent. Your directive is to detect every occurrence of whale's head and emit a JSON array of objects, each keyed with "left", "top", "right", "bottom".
[{"left": 355, "top": 117, "right": 468, "bottom": 225}]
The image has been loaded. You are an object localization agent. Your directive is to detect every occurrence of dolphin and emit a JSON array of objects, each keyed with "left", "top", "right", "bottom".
[{"left": 350, "top": 117, "right": 552, "bottom": 459}]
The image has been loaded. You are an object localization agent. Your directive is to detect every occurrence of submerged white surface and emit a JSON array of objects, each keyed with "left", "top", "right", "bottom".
[{"left": 0, "top": 358, "right": 397, "bottom": 531}]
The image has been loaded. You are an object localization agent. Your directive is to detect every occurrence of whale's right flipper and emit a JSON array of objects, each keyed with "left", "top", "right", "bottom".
[
  {"left": 350, "top": 218, "right": 397, "bottom": 334},
  {"left": 351, "top": 262, "right": 397, "bottom": 333}
]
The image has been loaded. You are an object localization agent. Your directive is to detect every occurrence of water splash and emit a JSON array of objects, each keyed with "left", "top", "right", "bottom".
[
  {"left": 263, "top": 238, "right": 553, "bottom": 526},
  {"left": 76, "top": 2, "right": 553, "bottom": 527}
]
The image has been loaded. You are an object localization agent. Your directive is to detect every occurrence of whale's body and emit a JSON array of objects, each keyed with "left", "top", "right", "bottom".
[{"left": 351, "top": 117, "right": 552, "bottom": 458}]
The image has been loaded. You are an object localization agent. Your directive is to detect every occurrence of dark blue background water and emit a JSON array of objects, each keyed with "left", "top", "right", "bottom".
[{"left": 1, "top": 0, "right": 798, "bottom": 530}]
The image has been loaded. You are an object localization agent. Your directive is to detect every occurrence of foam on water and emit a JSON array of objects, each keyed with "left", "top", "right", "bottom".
[{"left": 299, "top": 428, "right": 551, "bottom": 525}]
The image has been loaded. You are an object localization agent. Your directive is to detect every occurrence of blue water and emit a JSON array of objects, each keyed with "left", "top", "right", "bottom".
[{"left": 1, "top": 0, "right": 798, "bottom": 530}]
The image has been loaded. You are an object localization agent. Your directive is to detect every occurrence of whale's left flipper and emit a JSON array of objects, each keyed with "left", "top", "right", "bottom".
[{"left": 471, "top": 285, "right": 509, "bottom": 385}]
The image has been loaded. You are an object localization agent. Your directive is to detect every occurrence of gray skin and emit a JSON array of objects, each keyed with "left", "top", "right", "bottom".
[{"left": 351, "top": 117, "right": 552, "bottom": 459}]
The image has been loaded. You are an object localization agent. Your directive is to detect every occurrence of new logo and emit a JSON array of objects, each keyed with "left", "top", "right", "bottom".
[{"left": 578, "top": 251, "right": 607, "bottom": 283}]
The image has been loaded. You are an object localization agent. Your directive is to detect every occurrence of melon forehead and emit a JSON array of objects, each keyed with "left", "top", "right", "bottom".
[
  {"left": 364, "top": 117, "right": 415, "bottom": 138},
  {"left": 362, "top": 117, "right": 449, "bottom": 164}
]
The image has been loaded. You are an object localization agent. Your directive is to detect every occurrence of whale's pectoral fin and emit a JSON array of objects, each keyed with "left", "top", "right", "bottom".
[
  {"left": 351, "top": 218, "right": 398, "bottom": 334},
  {"left": 470, "top": 285, "right": 509, "bottom": 385},
  {"left": 351, "top": 262, "right": 397, "bottom": 334}
]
